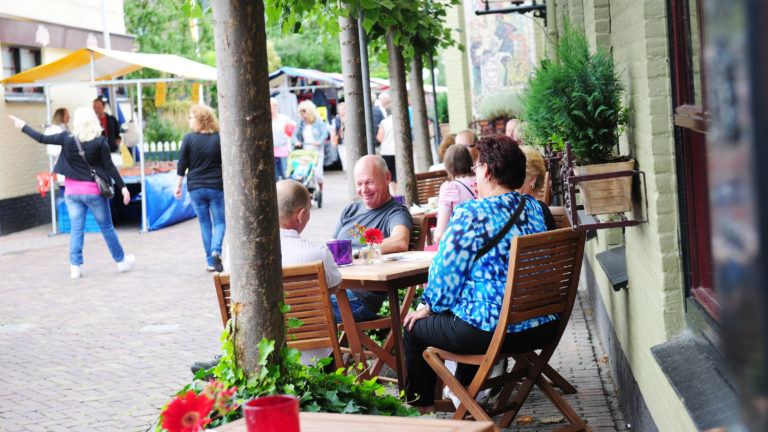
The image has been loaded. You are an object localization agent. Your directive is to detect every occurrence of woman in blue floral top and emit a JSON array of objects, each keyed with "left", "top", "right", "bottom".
[{"left": 402, "top": 135, "right": 560, "bottom": 412}]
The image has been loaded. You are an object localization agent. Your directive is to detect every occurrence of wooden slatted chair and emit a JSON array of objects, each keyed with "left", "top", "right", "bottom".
[
  {"left": 549, "top": 206, "right": 573, "bottom": 229},
  {"left": 415, "top": 170, "right": 449, "bottom": 205},
  {"left": 337, "top": 217, "right": 429, "bottom": 378},
  {"left": 213, "top": 262, "right": 344, "bottom": 370},
  {"left": 423, "top": 229, "right": 588, "bottom": 431},
  {"left": 536, "top": 171, "right": 552, "bottom": 205}
]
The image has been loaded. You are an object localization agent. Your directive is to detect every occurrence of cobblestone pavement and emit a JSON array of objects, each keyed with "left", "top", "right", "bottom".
[{"left": 0, "top": 170, "right": 626, "bottom": 431}]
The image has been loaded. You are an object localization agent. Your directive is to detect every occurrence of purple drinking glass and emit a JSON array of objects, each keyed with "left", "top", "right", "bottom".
[{"left": 327, "top": 239, "right": 353, "bottom": 265}]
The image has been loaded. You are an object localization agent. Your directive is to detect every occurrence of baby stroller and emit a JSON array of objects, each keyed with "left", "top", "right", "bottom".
[{"left": 286, "top": 149, "right": 322, "bottom": 208}]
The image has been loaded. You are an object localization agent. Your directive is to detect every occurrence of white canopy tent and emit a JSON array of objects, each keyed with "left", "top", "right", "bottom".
[{"left": 2, "top": 47, "right": 217, "bottom": 234}]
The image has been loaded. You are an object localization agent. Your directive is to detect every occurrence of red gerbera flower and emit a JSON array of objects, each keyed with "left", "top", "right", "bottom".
[
  {"left": 161, "top": 390, "right": 214, "bottom": 432},
  {"left": 363, "top": 228, "right": 384, "bottom": 245}
]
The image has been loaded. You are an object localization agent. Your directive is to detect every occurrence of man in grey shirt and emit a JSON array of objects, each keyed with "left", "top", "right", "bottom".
[{"left": 331, "top": 155, "right": 412, "bottom": 321}]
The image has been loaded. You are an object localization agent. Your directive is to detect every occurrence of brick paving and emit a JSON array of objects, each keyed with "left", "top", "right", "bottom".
[{"left": 0, "top": 170, "right": 626, "bottom": 431}]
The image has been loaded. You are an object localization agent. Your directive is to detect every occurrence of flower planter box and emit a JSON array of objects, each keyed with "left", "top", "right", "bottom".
[{"left": 574, "top": 160, "right": 635, "bottom": 215}]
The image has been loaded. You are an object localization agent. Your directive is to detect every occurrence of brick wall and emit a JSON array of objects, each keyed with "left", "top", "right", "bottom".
[
  {"left": 444, "top": 2, "right": 473, "bottom": 132},
  {"left": 552, "top": 0, "right": 696, "bottom": 431},
  {"left": 0, "top": 193, "right": 52, "bottom": 235}
]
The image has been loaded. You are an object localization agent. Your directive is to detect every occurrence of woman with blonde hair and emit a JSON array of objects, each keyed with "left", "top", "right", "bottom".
[
  {"left": 9, "top": 108, "right": 134, "bottom": 279},
  {"left": 518, "top": 145, "right": 556, "bottom": 230},
  {"left": 44, "top": 107, "right": 71, "bottom": 158},
  {"left": 293, "top": 100, "right": 329, "bottom": 190},
  {"left": 174, "top": 104, "right": 225, "bottom": 272}
]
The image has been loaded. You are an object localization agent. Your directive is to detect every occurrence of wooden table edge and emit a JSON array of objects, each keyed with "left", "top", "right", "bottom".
[{"left": 214, "top": 412, "right": 496, "bottom": 432}]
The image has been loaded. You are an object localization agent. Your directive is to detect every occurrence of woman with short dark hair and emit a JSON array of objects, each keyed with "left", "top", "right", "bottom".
[{"left": 402, "top": 135, "right": 554, "bottom": 413}]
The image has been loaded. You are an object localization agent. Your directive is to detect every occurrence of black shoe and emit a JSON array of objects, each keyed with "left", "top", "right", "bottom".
[
  {"left": 190, "top": 355, "right": 221, "bottom": 375},
  {"left": 211, "top": 253, "right": 223, "bottom": 273}
]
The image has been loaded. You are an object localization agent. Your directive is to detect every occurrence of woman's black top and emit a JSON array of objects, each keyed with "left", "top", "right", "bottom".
[
  {"left": 539, "top": 200, "right": 557, "bottom": 231},
  {"left": 21, "top": 125, "right": 125, "bottom": 189},
  {"left": 176, "top": 132, "right": 223, "bottom": 191}
]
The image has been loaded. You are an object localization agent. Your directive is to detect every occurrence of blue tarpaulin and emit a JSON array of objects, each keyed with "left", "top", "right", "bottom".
[{"left": 124, "top": 172, "right": 195, "bottom": 231}]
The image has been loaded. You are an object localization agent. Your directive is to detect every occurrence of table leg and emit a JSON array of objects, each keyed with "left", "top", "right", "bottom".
[
  {"left": 334, "top": 286, "right": 368, "bottom": 379},
  {"left": 386, "top": 287, "right": 405, "bottom": 390}
]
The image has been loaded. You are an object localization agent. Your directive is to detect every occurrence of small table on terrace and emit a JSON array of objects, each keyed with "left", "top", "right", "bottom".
[
  {"left": 215, "top": 412, "right": 496, "bottom": 432},
  {"left": 336, "top": 251, "right": 436, "bottom": 389}
]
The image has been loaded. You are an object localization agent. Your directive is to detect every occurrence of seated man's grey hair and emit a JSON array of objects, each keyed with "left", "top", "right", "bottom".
[{"left": 277, "top": 180, "right": 310, "bottom": 222}]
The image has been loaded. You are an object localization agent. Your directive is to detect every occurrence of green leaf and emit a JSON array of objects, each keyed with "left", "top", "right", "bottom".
[
  {"left": 280, "top": 303, "right": 291, "bottom": 314},
  {"left": 257, "top": 338, "right": 276, "bottom": 366}
]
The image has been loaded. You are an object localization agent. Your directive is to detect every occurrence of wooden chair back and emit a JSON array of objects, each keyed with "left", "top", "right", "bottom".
[
  {"left": 423, "top": 228, "right": 588, "bottom": 430},
  {"left": 536, "top": 171, "right": 552, "bottom": 205},
  {"left": 212, "top": 262, "right": 344, "bottom": 369},
  {"left": 213, "top": 273, "right": 231, "bottom": 327},
  {"left": 415, "top": 170, "right": 448, "bottom": 205},
  {"left": 549, "top": 206, "right": 572, "bottom": 229},
  {"left": 409, "top": 215, "right": 429, "bottom": 251}
]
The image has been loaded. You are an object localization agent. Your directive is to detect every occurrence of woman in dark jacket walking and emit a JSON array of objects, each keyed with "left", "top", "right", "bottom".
[
  {"left": 174, "top": 104, "right": 225, "bottom": 272},
  {"left": 10, "top": 108, "right": 134, "bottom": 279}
]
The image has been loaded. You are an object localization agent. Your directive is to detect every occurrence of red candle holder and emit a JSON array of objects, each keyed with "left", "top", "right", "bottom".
[{"left": 242, "top": 394, "right": 299, "bottom": 432}]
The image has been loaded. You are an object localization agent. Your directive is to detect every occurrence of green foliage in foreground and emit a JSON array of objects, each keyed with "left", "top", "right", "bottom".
[{"left": 155, "top": 324, "right": 418, "bottom": 430}]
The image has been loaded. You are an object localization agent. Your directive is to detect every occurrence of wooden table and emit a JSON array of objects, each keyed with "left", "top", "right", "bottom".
[
  {"left": 336, "top": 251, "right": 436, "bottom": 389},
  {"left": 215, "top": 412, "right": 496, "bottom": 432}
]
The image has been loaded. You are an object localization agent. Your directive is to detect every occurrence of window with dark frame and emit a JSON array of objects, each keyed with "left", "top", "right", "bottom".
[
  {"left": 669, "top": 0, "right": 718, "bottom": 319},
  {"left": 2, "top": 45, "right": 44, "bottom": 99}
]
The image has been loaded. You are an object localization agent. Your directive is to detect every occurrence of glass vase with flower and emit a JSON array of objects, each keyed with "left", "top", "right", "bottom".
[{"left": 349, "top": 222, "right": 384, "bottom": 264}]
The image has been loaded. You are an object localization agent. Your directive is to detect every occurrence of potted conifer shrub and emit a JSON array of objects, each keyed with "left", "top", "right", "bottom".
[{"left": 522, "top": 17, "right": 631, "bottom": 215}]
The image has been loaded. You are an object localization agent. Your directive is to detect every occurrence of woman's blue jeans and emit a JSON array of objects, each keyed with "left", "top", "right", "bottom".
[
  {"left": 275, "top": 157, "right": 288, "bottom": 181},
  {"left": 188, "top": 188, "right": 226, "bottom": 267},
  {"left": 65, "top": 194, "right": 125, "bottom": 266}
]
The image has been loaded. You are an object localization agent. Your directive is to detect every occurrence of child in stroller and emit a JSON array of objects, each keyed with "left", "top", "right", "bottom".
[{"left": 286, "top": 149, "right": 322, "bottom": 208}]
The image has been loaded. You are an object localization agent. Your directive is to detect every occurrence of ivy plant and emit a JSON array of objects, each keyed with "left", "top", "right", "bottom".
[{"left": 153, "top": 321, "right": 418, "bottom": 431}]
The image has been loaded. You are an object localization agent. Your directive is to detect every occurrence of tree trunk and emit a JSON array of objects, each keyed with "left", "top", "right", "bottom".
[
  {"left": 211, "top": 0, "right": 285, "bottom": 374},
  {"left": 409, "top": 54, "right": 431, "bottom": 172},
  {"left": 386, "top": 29, "right": 416, "bottom": 206},
  {"left": 338, "top": 12, "right": 367, "bottom": 200}
]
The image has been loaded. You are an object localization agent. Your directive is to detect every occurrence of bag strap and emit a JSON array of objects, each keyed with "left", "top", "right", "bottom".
[
  {"left": 473, "top": 195, "right": 527, "bottom": 265},
  {"left": 455, "top": 179, "right": 475, "bottom": 196},
  {"left": 71, "top": 134, "right": 96, "bottom": 174}
]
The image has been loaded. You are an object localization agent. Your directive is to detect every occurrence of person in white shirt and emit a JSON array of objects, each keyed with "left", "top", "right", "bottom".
[
  {"left": 277, "top": 179, "right": 342, "bottom": 365},
  {"left": 271, "top": 98, "right": 296, "bottom": 181},
  {"left": 44, "top": 108, "right": 70, "bottom": 158}
]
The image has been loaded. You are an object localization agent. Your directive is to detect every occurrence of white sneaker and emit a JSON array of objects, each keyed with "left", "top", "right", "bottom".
[
  {"left": 70, "top": 265, "right": 82, "bottom": 279},
  {"left": 117, "top": 254, "right": 135, "bottom": 273}
]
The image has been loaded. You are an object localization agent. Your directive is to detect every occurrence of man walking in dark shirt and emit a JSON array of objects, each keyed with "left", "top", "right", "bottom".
[{"left": 93, "top": 97, "right": 121, "bottom": 152}]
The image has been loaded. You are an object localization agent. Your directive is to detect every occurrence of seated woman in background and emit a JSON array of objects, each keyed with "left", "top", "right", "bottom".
[
  {"left": 402, "top": 135, "right": 553, "bottom": 414},
  {"left": 518, "top": 145, "right": 556, "bottom": 231},
  {"left": 431, "top": 145, "right": 476, "bottom": 245},
  {"left": 428, "top": 133, "right": 455, "bottom": 172}
]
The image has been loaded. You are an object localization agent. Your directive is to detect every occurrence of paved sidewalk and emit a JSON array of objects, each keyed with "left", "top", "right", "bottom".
[{"left": 0, "top": 170, "right": 626, "bottom": 431}]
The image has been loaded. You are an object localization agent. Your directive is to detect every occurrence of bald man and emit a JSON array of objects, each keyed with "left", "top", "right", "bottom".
[
  {"left": 278, "top": 179, "right": 342, "bottom": 290},
  {"left": 455, "top": 130, "right": 478, "bottom": 163},
  {"left": 331, "top": 155, "right": 412, "bottom": 321}
]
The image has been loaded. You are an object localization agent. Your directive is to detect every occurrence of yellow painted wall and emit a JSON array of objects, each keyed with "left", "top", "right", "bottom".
[
  {"left": 572, "top": 0, "right": 695, "bottom": 430},
  {"left": 444, "top": 2, "right": 473, "bottom": 133}
]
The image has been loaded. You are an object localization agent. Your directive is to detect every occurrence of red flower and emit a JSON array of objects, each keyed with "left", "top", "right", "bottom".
[
  {"left": 363, "top": 228, "right": 384, "bottom": 245},
  {"left": 161, "top": 390, "right": 214, "bottom": 432}
]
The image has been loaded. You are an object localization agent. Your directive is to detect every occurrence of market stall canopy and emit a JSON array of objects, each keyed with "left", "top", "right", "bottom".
[
  {"left": 1, "top": 46, "right": 217, "bottom": 84},
  {"left": 269, "top": 66, "right": 343, "bottom": 88}
]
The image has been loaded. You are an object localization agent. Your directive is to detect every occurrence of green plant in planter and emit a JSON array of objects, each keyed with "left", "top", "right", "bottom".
[
  {"left": 475, "top": 89, "right": 524, "bottom": 121},
  {"left": 522, "top": 16, "right": 628, "bottom": 165},
  {"left": 154, "top": 319, "right": 418, "bottom": 431}
]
